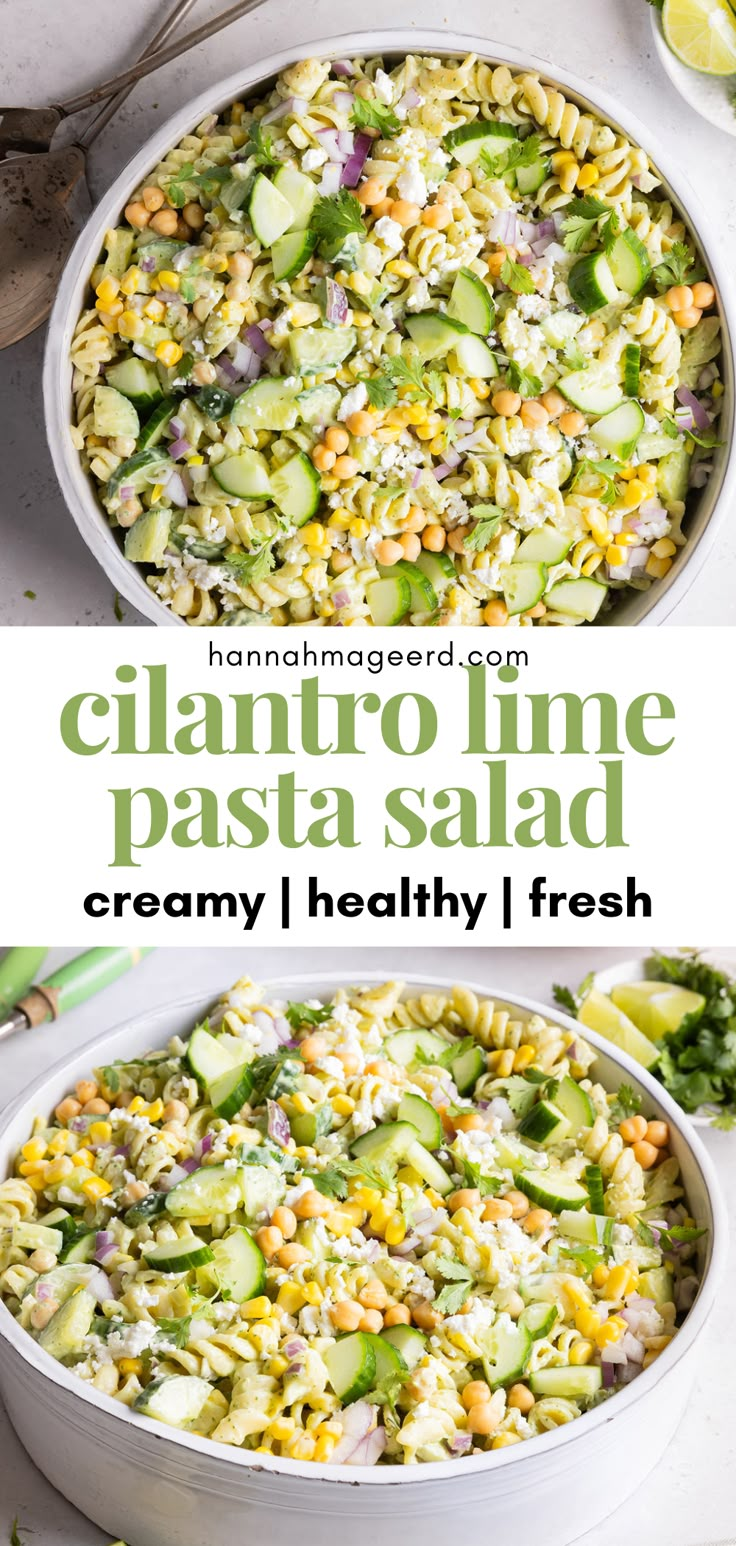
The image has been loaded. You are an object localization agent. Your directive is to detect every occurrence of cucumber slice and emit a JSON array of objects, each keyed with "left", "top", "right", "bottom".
[
  {"left": 623, "top": 343, "right": 641, "bottom": 398},
  {"left": 380, "top": 560, "right": 437, "bottom": 614},
  {"left": 558, "top": 368, "right": 623, "bottom": 416},
  {"left": 13, "top": 1222, "right": 64, "bottom": 1254},
  {"left": 240, "top": 1165, "right": 284, "bottom": 1223},
  {"left": 518, "top": 1100, "right": 570, "bottom": 1147},
  {"left": 166, "top": 1164, "right": 245, "bottom": 1219},
  {"left": 444, "top": 121, "right": 517, "bottom": 167},
  {"left": 135, "top": 237, "right": 187, "bottom": 271},
  {"left": 124, "top": 507, "right": 171, "bottom": 564},
  {"left": 212, "top": 450, "right": 272, "bottom": 500},
  {"left": 384, "top": 1029, "right": 449, "bottom": 1067},
  {"left": 503, "top": 560, "right": 547, "bottom": 617},
  {"left": 637, "top": 429, "right": 678, "bottom": 462},
  {"left": 249, "top": 173, "right": 295, "bottom": 247},
  {"left": 125, "top": 1191, "right": 169, "bottom": 1228},
  {"left": 288, "top": 326, "right": 357, "bottom": 374},
  {"left": 515, "top": 158, "right": 549, "bottom": 195},
  {"left": 365, "top": 1333, "right": 408, "bottom": 1381},
  {"left": 553, "top": 1076, "right": 595, "bottom": 1137},
  {"left": 297, "top": 383, "right": 342, "bottom": 425},
  {"left": 106, "top": 358, "right": 163, "bottom": 410},
  {"left": 138, "top": 396, "right": 177, "bottom": 450},
  {"left": 590, "top": 400, "right": 644, "bottom": 461},
  {"left": 290, "top": 1104, "right": 332, "bottom": 1146},
  {"left": 107, "top": 447, "right": 170, "bottom": 499},
  {"left": 568, "top": 252, "right": 619, "bottom": 314},
  {"left": 25, "top": 1262, "right": 106, "bottom": 1305},
  {"left": 272, "top": 229, "right": 317, "bottom": 281},
  {"left": 397, "top": 1093, "right": 442, "bottom": 1149},
  {"left": 231, "top": 377, "right": 300, "bottom": 431},
  {"left": 94, "top": 385, "right": 140, "bottom": 440},
  {"left": 577, "top": 988, "right": 660, "bottom": 1071},
  {"left": 638, "top": 1266, "right": 675, "bottom": 1306},
  {"left": 405, "top": 312, "right": 469, "bottom": 360},
  {"left": 404, "top": 1139, "right": 453, "bottom": 1195},
  {"left": 545, "top": 577, "right": 608, "bottom": 623},
  {"left": 541, "top": 310, "right": 585, "bottom": 349},
  {"left": 134, "top": 1374, "right": 212, "bottom": 1428},
  {"left": 447, "top": 268, "right": 495, "bottom": 336},
  {"left": 606, "top": 229, "right": 651, "bottom": 296},
  {"left": 611, "top": 981, "right": 706, "bottom": 1039},
  {"left": 452, "top": 333, "right": 499, "bottom": 378},
  {"left": 657, "top": 444, "right": 690, "bottom": 506},
  {"left": 490, "top": 1132, "right": 542, "bottom": 1174},
  {"left": 446, "top": 1042, "right": 486, "bottom": 1097},
  {"left": 381, "top": 1324, "right": 427, "bottom": 1369},
  {"left": 211, "top": 1227, "right": 266, "bottom": 1300},
  {"left": 187, "top": 1023, "right": 244, "bottom": 1085},
  {"left": 415, "top": 548, "right": 456, "bottom": 592},
  {"left": 350, "top": 1121, "right": 419, "bottom": 1167},
  {"left": 209, "top": 1061, "right": 255, "bottom": 1121},
  {"left": 366, "top": 575, "right": 412, "bottom": 625},
  {"left": 585, "top": 1164, "right": 605, "bottom": 1216},
  {"left": 38, "top": 1289, "right": 96, "bottom": 1362},
  {"left": 273, "top": 165, "right": 319, "bottom": 230},
  {"left": 480, "top": 1321, "right": 532, "bottom": 1389},
  {"left": 324, "top": 1332, "right": 376, "bottom": 1402},
  {"left": 559, "top": 1208, "right": 613, "bottom": 1248},
  {"left": 270, "top": 451, "right": 321, "bottom": 525},
  {"left": 529, "top": 1366, "right": 602, "bottom": 1400},
  {"left": 515, "top": 525, "right": 572, "bottom": 565},
  {"left": 143, "top": 1236, "right": 214, "bottom": 1273},
  {"left": 102, "top": 228, "right": 135, "bottom": 279},
  {"left": 517, "top": 1168, "right": 589, "bottom": 1212},
  {"left": 519, "top": 1302, "right": 558, "bottom": 1340},
  {"left": 59, "top": 1227, "right": 96, "bottom": 1264}
]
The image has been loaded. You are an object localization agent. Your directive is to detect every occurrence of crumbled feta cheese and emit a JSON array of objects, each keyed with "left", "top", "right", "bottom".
[
  {"left": 496, "top": 532, "right": 517, "bottom": 562},
  {"left": 406, "top": 277, "right": 431, "bottom": 312},
  {"left": 373, "top": 216, "right": 404, "bottom": 253},
  {"left": 302, "top": 148, "right": 327, "bottom": 171},
  {"left": 373, "top": 69, "right": 395, "bottom": 105},
  {"left": 517, "top": 294, "right": 550, "bottom": 322},
  {"left": 338, "top": 382, "right": 368, "bottom": 421},
  {"left": 397, "top": 158, "right": 427, "bottom": 209},
  {"left": 107, "top": 1321, "right": 159, "bottom": 1359}
]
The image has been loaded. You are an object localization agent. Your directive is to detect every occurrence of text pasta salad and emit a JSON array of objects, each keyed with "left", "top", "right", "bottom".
[
  {"left": 0, "top": 980, "right": 704, "bottom": 1464},
  {"left": 69, "top": 53, "right": 724, "bottom": 628}
]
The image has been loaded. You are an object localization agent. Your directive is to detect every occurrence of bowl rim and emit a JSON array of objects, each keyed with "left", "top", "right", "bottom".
[
  {"left": 43, "top": 26, "right": 736, "bottom": 629},
  {"left": 0, "top": 969, "right": 728, "bottom": 1486}
]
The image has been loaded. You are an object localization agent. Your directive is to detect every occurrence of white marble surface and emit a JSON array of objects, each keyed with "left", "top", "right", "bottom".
[
  {"left": 0, "top": 945, "right": 734, "bottom": 1545},
  {"left": 1, "top": 0, "right": 735, "bottom": 624}
]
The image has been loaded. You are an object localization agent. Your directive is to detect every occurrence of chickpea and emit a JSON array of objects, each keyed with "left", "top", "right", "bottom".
[
  {"left": 520, "top": 399, "right": 549, "bottom": 430},
  {"left": 412, "top": 1300, "right": 443, "bottom": 1331},
  {"left": 504, "top": 1189, "right": 530, "bottom": 1219},
  {"left": 333, "top": 454, "right": 361, "bottom": 480},
  {"left": 397, "top": 531, "right": 421, "bottom": 562},
  {"left": 255, "top": 1226, "right": 284, "bottom": 1259},
  {"left": 422, "top": 203, "right": 452, "bottom": 229},
  {"left": 163, "top": 1099, "right": 189, "bottom": 1125},
  {"left": 540, "top": 388, "right": 567, "bottom": 418},
  {"left": 226, "top": 277, "right": 251, "bottom": 303},
  {"left": 422, "top": 524, "right": 446, "bottom": 552},
  {"left": 401, "top": 505, "right": 427, "bottom": 533},
  {"left": 142, "top": 186, "right": 165, "bottom": 212},
  {"left": 365, "top": 1059, "right": 393, "bottom": 1078},
  {"left": 358, "top": 1278, "right": 389, "bottom": 1310},
  {"left": 691, "top": 281, "right": 715, "bottom": 309},
  {"left": 311, "top": 444, "right": 336, "bottom": 472},
  {"left": 619, "top": 1114, "right": 648, "bottom": 1143},
  {"left": 293, "top": 1189, "right": 332, "bottom": 1219},
  {"left": 124, "top": 201, "right": 150, "bottom": 229},
  {"left": 117, "top": 499, "right": 142, "bottom": 528},
  {"left": 482, "top": 1197, "right": 514, "bottom": 1223},
  {"left": 483, "top": 600, "right": 508, "bottom": 627},
  {"left": 228, "top": 251, "right": 254, "bottom": 280},
  {"left": 300, "top": 1034, "right": 328, "bottom": 1062},
  {"left": 75, "top": 1079, "right": 98, "bottom": 1105},
  {"left": 492, "top": 389, "right": 522, "bottom": 417},
  {"left": 345, "top": 410, "right": 374, "bottom": 437},
  {"left": 389, "top": 199, "right": 421, "bottom": 227},
  {"left": 524, "top": 601, "right": 546, "bottom": 619},
  {"left": 559, "top": 410, "right": 586, "bottom": 437},
  {"left": 330, "top": 1300, "right": 363, "bottom": 1332},
  {"left": 383, "top": 1303, "right": 411, "bottom": 1327},
  {"left": 632, "top": 1139, "right": 659, "bottom": 1170},
  {"left": 523, "top": 1207, "right": 552, "bottom": 1234},
  {"left": 665, "top": 284, "right": 693, "bottom": 313},
  {"left": 30, "top": 1300, "right": 59, "bottom": 1331},
  {"left": 325, "top": 426, "right": 350, "bottom": 455},
  {"left": 507, "top": 1383, "right": 535, "bottom": 1413},
  {"left": 149, "top": 208, "right": 179, "bottom": 236},
  {"left": 357, "top": 177, "right": 387, "bottom": 208},
  {"left": 120, "top": 1179, "right": 149, "bottom": 1209},
  {"left": 448, "top": 167, "right": 473, "bottom": 191},
  {"left": 277, "top": 1243, "right": 310, "bottom": 1268},
  {"left": 271, "top": 1206, "right": 297, "bottom": 1239},
  {"left": 358, "top": 1308, "right": 384, "bottom": 1334},
  {"left": 334, "top": 1049, "right": 361, "bottom": 1076},
  {"left": 462, "top": 1380, "right": 491, "bottom": 1411},
  {"left": 466, "top": 1402, "right": 500, "bottom": 1436},
  {"left": 183, "top": 202, "right": 205, "bottom": 230},
  {"left": 372, "top": 198, "right": 394, "bottom": 220},
  {"left": 82, "top": 1097, "right": 110, "bottom": 1115},
  {"left": 455, "top": 1113, "right": 485, "bottom": 1133},
  {"left": 486, "top": 252, "right": 506, "bottom": 278},
  {"left": 55, "top": 1097, "right": 81, "bottom": 1124},
  {"left": 673, "top": 307, "right": 702, "bottom": 329},
  {"left": 28, "top": 1248, "right": 57, "bottom": 1273},
  {"left": 331, "top": 551, "right": 353, "bottom": 574},
  {"left": 444, "top": 528, "right": 465, "bottom": 555},
  {"left": 645, "top": 1120, "right": 670, "bottom": 1148},
  {"left": 448, "top": 1188, "right": 481, "bottom": 1213},
  {"left": 374, "top": 538, "right": 405, "bottom": 566}
]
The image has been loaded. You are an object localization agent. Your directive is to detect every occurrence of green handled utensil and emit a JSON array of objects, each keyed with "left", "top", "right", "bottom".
[
  {"left": 0, "top": 948, "right": 49, "bottom": 1017},
  {"left": 0, "top": 947, "right": 153, "bottom": 1044}
]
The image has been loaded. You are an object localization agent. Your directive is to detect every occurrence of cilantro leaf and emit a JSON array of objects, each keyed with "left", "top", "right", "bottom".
[
  {"left": 434, "top": 1278, "right": 474, "bottom": 1315},
  {"left": 285, "top": 1000, "right": 334, "bottom": 1029},
  {"left": 504, "top": 134, "right": 545, "bottom": 171},
  {"left": 248, "top": 1050, "right": 302, "bottom": 1106},
  {"left": 501, "top": 248, "right": 536, "bottom": 295},
  {"left": 559, "top": 1242, "right": 602, "bottom": 1273},
  {"left": 609, "top": 1084, "right": 642, "bottom": 1124},
  {"left": 568, "top": 457, "right": 622, "bottom": 505},
  {"left": 310, "top": 189, "right": 366, "bottom": 254},
  {"left": 496, "top": 1075, "right": 539, "bottom": 1119},
  {"left": 364, "top": 1366, "right": 408, "bottom": 1413},
  {"left": 506, "top": 360, "right": 542, "bottom": 398},
  {"left": 561, "top": 196, "right": 620, "bottom": 254},
  {"left": 552, "top": 983, "right": 579, "bottom": 1015},
  {"left": 305, "top": 1167, "right": 349, "bottom": 1201},
  {"left": 435, "top": 1256, "right": 474, "bottom": 1282},
  {"left": 662, "top": 416, "right": 724, "bottom": 450},
  {"left": 156, "top": 1314, "right": 193, "bottom": 1349},
  {"left": 360, "top": 374, "right": 398, "bottom": 409},
  {"left": 464, "top": 507, "right": 504, "bottom": 552},
  {"left": 351, "top": 96, "right": 400, "bottom": 138},
  {"left": 562, "top": 337, "right": 588, "bottom": 371},
  {"left": 223, "top": 545, "right": 275, "bottom": 586},
  {"left": 711, "top": 1108, "right": 736, "bottom": 1130},
  {"left": 461, "top": 1158, "right": 502, "bottom": 1196},
  {"left": 652, "top": 241, "right": 705, "bottom": 292},
  {"left": 382, "top": 354, "right": 438, "bottom": 402}
]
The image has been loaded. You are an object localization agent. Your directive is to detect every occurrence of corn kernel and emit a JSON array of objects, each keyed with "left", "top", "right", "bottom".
[
  {"left": 385, "top": 1213, "right": 407, "bottom": 1246},
  {"left": 314, "top": 1434, "right": 337, "bottom": 1462},
  {"left": 606, "top": 544, "right": 627, "bottom": 567},
  {"left": 559, "top": 162, "right": 580, "bottom": 193},
  {"left": 369, "top": 1199, "right": 394, "bottom": 1234},
  {"left": 186, "top": 453, "right": 204, "bottom": 467},
  {"left": 27, "top": 1172, "right": 50, "bottom": 1192},
  {"left": 156, "top": 341, "right": 184, "bottom": 368},
  {"left": 512, "top": 1044, "right": 536, "bottom": 1072},
  {"left": 302, "top": 1281, "right": 323, "bottom": 1305},
  {"left": 82, "top": 1174, "right": 112, "bottom": 1200},
  {"left": 277, "top": 1284, "right": 306, "bottom": 1313},
  {"left": 127, "top": 1096, "right": 145, "bottom": 1115},
  {"left": 575, "top": 1308, "right": 601, "bottom": 1339},
  {"left": 19, "top": 1159, "right": 47, "bottom": 1176},
  {"left": 291, "top": 1092, "right": 312, "bottom": 1115},
  {"left": 712, "top": 379, "right": 724, "bottom": 398},
  {"left": 592, "top": 1264, "right": 609, "bottom": 1289},
  {"left": 652, "top": 537, "right": 676, "bottom": 558},
  {"left": 150, "top": 484, "right": 165, "bottom": 503},
  {"left": 47, "top": 1131, "right": 72, "bottom": 1155},
  {"left": 205, "top": 253, "right": 229, "bottom": 272},
  {"left": 595, "top": 1316, "right": 627, "bottom": 1349},
  {"left": 492, "top": 1433, "right": 522, "bottom": 1448},
  {"left": 606, "top": 1265, "right": 634, "bottom": 1301},
  {"left": 551, "top": 150, "right": 576, "bottom": 170},
  {"left": 565, "top": 1280, "right": 591, "bottom": 1312},
  {"left": 120, "top": 267, "right": 143, "bottom": 296},
  {"left": 143, "top": 1099, "right": 164, "bottom": 1122},
  {"left": 614, "top": 532, "right": 639, "bottom": 547},
  {"left": 289, "top": 1434, "right": 316, "bottom": 1461},
  {"left": 158, "top": 270, "right": 180, "bottom": 291},
  {"left": 577, "top": 164, "right": 600, "bottom": 189},
  {"left": 45, "top": 1156, "right": 74, "bottom": 1184},
  {"left": 325, "top": 1209, "right": 355, "bottom": 1238},
  {"left": 496, "top": 1049, "right": 515, "bottom": 1078},
  {"left": 351, "top": 1185, "right": 381, "bottom": 1211},
  {"left": 269, "top": 1355, "right": 289, "bottom": 1377},
  {"left": 96, "top": 297, "right": 124, "bottom": 318},
  {"left": 304, "top": 564, "right": 326, "bottom": 588},
  {"left": 21, "top": 1138, "right": 47, "bottom": 1163},
  {"left": 624, "top": 478, "right": 646, "bottom": 508},
  {"left": 270, "top": 1416, "right": 296, "bottom": 1441},
  {"left": 95, "top": 276, "right": 120, "bottom": 306},
  {"left": 118, "top": 310, "right": 146, "bottom": 340},
  {"left": 347, "top": 270, "right": 374, "bottom": 296},
  {"left": 321, "top": 476, "right": 340, "bottom": 493},
  {"left": 349, "top": 517, "right": 370, "bottom": 540},
  {"left": 429, "top": 434, "right": 446, "bottom": 456},
  {"left": 72, "top": 1148, "right": 94, "bottom": 1168},
  {"left": 329, "top": 508, "right": 353, "bottom": 530},
  {"left": 386, "top": 259, "right": 414, "bottom": 279},
  {"left": 352, "top": 311, "right": 372, "bottom": 328},
  {"left": 144, "top": 299, "right": 165, "bottom": 321},
  {"left": 89, "top": 1122, "right": 112, "bottom": 1145},
  {"left": 645, "top": 554, "right": 673, "bottom": 579},
  {"left": 638, "top": 464, "right": 657, "bottom": 484},
  {"left": 405, "top": 403, "right": 426, "bottom": 425},
  {"left": 469, "top": 378, "right": 490, "bottom": 398},
  {"left": 242, "top": 1295, "right": 273, "bottom": 1318},
  {"left": 569, "top": 1338, "right": 594, "bottom": 1365},
  {"left": 119, "top": 1357, "right": 143, "bottom": 1376},
  {"left": 386, "top": 406, "right": 412, "bottom": 429},
  {"left": 332, "top": 1094, "right": 355, "bottom": 1115}
]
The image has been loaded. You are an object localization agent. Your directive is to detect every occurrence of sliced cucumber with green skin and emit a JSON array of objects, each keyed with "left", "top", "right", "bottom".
[
  {"left": 94, "top": 385, "right": 140, "bottom": 440},
  {"left": 231, "top": 377, "right": 300, "bottom": 432},
  {"left": 452, "top": 333, "right": 499, "bottom": 379},
  {"left": 503, "top": 560, "right": 548, "bottom": 617},
  {"left": 606, "top": 229, "right": 651, "bottom": 296},
  {"left": 379, "top": 560, "right": 437, "bottom": 615},
  {"left": 124, "top": 508, "right": 171, "bottom": 564},
  {"left": 415, "top": 549, "right": 456, "bottom": 592},
  {"left": 270, "top": 451, "right": 321, "bottom": 525},
  {"left": 447, "top": 268, "right": 495, "bottom": 336},
  {"left": 25, "top": 1262, "right": 107, "bottom": 1305},
  {"left": 382, "top": 1324, "right": 427, "bottom": 1369},
  {"left": 272, "top": 229, "right": 317, "bottom": 282},
  {"left": 517, "top": 1168, "right": 589, "bottom": 1212},
  {"left": 444, "top": 121, "right": 517, "bottom": 167},
  {"left": 290, "top": 1104, "right": 332, "bottom": 1146},
  {"left": 249, "top": 173, "right": 295, "bottom": 247},
  {"left": 559, "top": 1208, "right": 613, "bottom": 1248},
  {"left": 125, "top": 1191, "right": 169, "bottom": 1228},
  {"left": 558, "top": 368, "right": 623, "bottom": 416},
  {"left": 585, "top": 1164, "right": 605, "bottom": 1215},
  {"left": 38, "top": 1289, "right": 96, "bottom": 1362},
  {"left": 541, "top": 310, "right": 585, "bottom": 349},
  {"left": 657, "top": 445, "right": 690, "bottom": 506},
  {"left": 365, "top": 1333, "right": 408, "bottom": 1381},
  {"left": 107, "top": 447, "right": 170, "bottom": 499},
  {"left": 13, "top": 1222, "right": 64, "bottom": 1254},
  {"left": 405, "top": 1139, "right": 453, "bottom": 1195},
  {"left": 405, "top": 312, "right": 469, "bottom": 360},
  {"left": 545, "top": 577, "right": 608, "bottom": 623},
  {"left": 568, "top": 252, "right": 619, "bottom": 314},
  {"left": 212, "top": 449, "right": 272, "bottom": 500},
  {"left": 590, "top": 400, "right": 645, "bottom": 461},
  {"left": 480, "top": 1321, "right": 532, "bottom": 1389},
  {"left": 324, "top": 1332, "right": 376, "bottom": 1402},
  {"left": 529, "top": 1366, "right": 602, "bottom": 1400},
  {"left": 240, "top": 1166, "right": 284, "bottom": 1223},
  {"left": 350, "top": 1120, "right": 419, "bottom": 1167},
  {"left": 519, "top": 1302, "right": 558, "bottom": 1340},
  {"left": 289, "top": 326, "right": 357, "bottom": 374},
  {"left": 397, "top": 1093, "right": 442, "bottom": 1149},
  {"left": 59, "top": 1227, "right": 96, "bottom": 1264},
  {"left": 553, "top": 1076, "right": 595, "bottom": 1137},
  {"left": 447, "top": 1042, "right": 486, "bottom": 1097},
  {"left": 273, "top": 164, "right": 319, "bottom": 230},
  {"left": 519, "top": 1100, "right": 570, "bottom": 1147},
  {"left": 211, "top": 1227, "right": 266, "bottom": 1300},
  {"left": 384, "top": 1029, "right": 449, "bottom": 1067},
  {"left": 143, "top": 1236, "right": 215, "bottom": 1273},
  {"left": 138, "top": 396, "right": 177, "bottom": 450},
  {"left": 491, "top": 1133, "right": 542, "bottom": 1174},
  {"left": 623, "top": 343, "right": 641, "bottom": 398},
  {"left": 638, "top": 1266, "right": 675, "bottom": 1306},
  {"left": 515, "top": 525, "right": 572, "bottom": 565},
  {"left": 637, "top": 429, "right": 677, "bottom": 463},
  {"left": 209, "top": 1061, "right": 255, "bottom": 1121},
  {"left": 106, "top": 358, "right": 164, "bottom": 410},
  {"left": 187, "top": 1023, "right": 244, "bottom": 1085},
  {"left": 134, "top": 1374, "right": 213, "bottom": 1428},
  {"left": 166, "top": 1164, "right": 245, "bottom": 1219},
  {"left": 515, "top": 158, "right": 549, "bottom": 195},
  {"left": 366, "top": 575, "right": 412, "bottom": 626},
  {"left": 297, "top": 383, "right": 341, "bottom": 425}
]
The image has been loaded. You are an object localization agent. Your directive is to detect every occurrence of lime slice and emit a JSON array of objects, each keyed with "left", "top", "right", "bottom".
[
  {"left": 578, "top": 988, "right": 660, "bottom": 1071},
  {"left": 663, "top": 0, "right": 736, "bottom": 75},
  {"left": 610, "top": 981, "right": 705, "bottom": 1039}
]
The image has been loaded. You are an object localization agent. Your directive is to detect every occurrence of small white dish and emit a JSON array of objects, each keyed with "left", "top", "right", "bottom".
[{"left": 651, "top": 8, "right": 736, "bottom": 137}]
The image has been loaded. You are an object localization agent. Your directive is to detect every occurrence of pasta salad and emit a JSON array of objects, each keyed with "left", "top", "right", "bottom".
[
  {"left": 0, "top": 979, "right": 703, "bottom": 1465},
  {"left": 69, "top": 52, "right": 724, "bottom": 628}
]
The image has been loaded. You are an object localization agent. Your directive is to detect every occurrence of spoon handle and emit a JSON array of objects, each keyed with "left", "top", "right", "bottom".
[
  {"left": 79, "top": 0, "right": 201, "bottom": 149},
  {"left": 60, "top": 0, "right": 268, "bottom": 116}
]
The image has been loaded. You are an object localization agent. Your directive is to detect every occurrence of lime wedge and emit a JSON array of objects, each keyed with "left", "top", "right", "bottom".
[
  {"left": 578, "top": 988, "right": 660, "bottom": 1071},
  {"left": 663, "top": 0, "right": 736, "bottom": 75},
  {"left": 610, "top": 981, "right": 705, "bottom": 1040}
]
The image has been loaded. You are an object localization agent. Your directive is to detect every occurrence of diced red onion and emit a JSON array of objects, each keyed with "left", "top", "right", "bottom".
[
  {"left": 330, "top": 1401, "right": 373, "bottom": 1462},
  {"left": 317, "top": 128, "right": 349, "bottom": 164},
  {"left": 350, "top": 1427, "right": 386, "bottom": 1466},
  {"left": 36, "top": 1282, "right": 53, "bottom": 1301},
  {"left": 390, "top": 1232, "right": 420, "bottom": 1254},
  {"left": 271, "top": 1014, "right": 292, "bottom": 1044},
  {"left": 675, "top": 385, "right": 710, "bottom": 432},
  {"left": 165, "top": 469, "right": 189, "bottom": 508},
  {"left": 333, "top": 90, "right": 355, "bottom": 111},
  {"left": 486, "top": 1095, "right": 515, "bottom": 1129},
  {"left": 332, "top": 60, "right": 356, "bottom": 77},
  {"left": 267, "top": 1099, "right": 291, "bottom": 1149},
  {"left": 171, "top": 245, "right": 200, "bottom": 272},
  {"left": 451, "top": 418, "right": 473, "bottom": 433},
  {"left": 530, "top": 235, "right": 554, "bottom": 257},
  {"left": 319, "top": 163, "right": 342, "bottom": 196},
  {"left": 600, "top": 1339, "right": 627, "bottom": 1366},
  {"left": 262, "top": 96, "right": 308, "bottom": 126},
  {"left": 71, "top": 1117, "right": 88, "bottom": 1133},
  {"left": 397, "top": 88, "right": 421, "bottom": 112},
  {"left": 251, "top": 1010, "right": 280, "bottom": 1054},
  {"left": 154, "top": 288, "right": 180, "bottom": 304},
  {"left": 160, "top": 1162, "right": 189, "bottom": 1190},
  {"left": 411, "top": 469, "right": 422, "bottom": 488},
  {"left": 324, "top": 278, "right": 349, "bottom": 325},
  {"left": 341, "top": 131, "right": 372, "bottom": 188},
  {"left": 673, "top": 405, "right": 695, "bottom": 433},
  {"left": 337, "top": 129, "right": 355, "bottom": 157},
  {"left": 456, "top": 427, "right": 488, "bottom": 452},
  {"left": 488, "top": 210, "right": 517, "bottom": 245},
  {"left": 180, "top": 1156, "right": 198, "bottom": 1174},
  {"left": 601, "top": 1361, "right": 616, "bottom": 1389},
  {"left": 243, "top": 325, "right": 270, "bottom": 361},
  {"left": 285, "top": 1361, "right": 305, "bottom": 1376},
  {"left": 333, "top": 588, "right": 351, "bottom": 608},
  {"left": 449, "top": 1432, "right": 473, "bottom": 1454},
  {"left": 628, "top": 546, "right": 649, "bottom": 569},
  {"left": 433, "top": 463, "right": 453, "bottom": 481},
  {"left": 118, "top": 484, "right": 135, "bottom": 501},
  {"left": 169, "top": 416, "right": 185, "bottom": 439},
  {"left": 284, "top": 1337, "right": 307, "bottom": 1357},
  {"left": 88, "top": 1267, "right": 113, "bottom": 1303},
  {"left": 113, "top": 1144, "right": 130, "bottom": 1157},
  {"left": 168, "top": 436, "right": 191, "bottom": 460},
  {"left": 217, "top": 352, "right": 241, "bottom": 383},
  {"left": 631, "top": 174, "right": 643, "bottom": 190},
  {"left": 622, "top": 1331, "right": 645, "bottom": 1364},
  {"left": 443, "top": 446, "right": 462, "bottom": 469},
  {"left": 201, "top": 1133, "right": 214, "bottom": 1155},
  {"left": 552, "top": 211, "right": 565, "bottom": 235},
  {"left": 535, "top": 218, "right": 555, "bottom": 240},
  {"left": 518, "top": 251, "right": 535, "bottom": 267},
  {"left": 139, "top": 255, "right": 156, "bottom": 273}
]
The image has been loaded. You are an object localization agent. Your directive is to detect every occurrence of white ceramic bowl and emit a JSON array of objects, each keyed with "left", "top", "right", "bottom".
[
  {"left": 0, "top": 971, "right": 727, "bottom": 1546},
  {"left": 44, "top": 29, "right": 736, "bottom": 627}
]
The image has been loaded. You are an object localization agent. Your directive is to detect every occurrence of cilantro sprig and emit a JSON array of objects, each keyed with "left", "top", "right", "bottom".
[
  {"left": 310, "top": 189, "right": 366, "bottom": 255},
  {"left": 433, "top": 1256, "right": 475, "bottom": 1314},
  {"left": 285, "top": 1000, "right": 334, "bottom": 1029},
  {"left": 360, "top": 374, "right": 398, "bottom": 409},
  {"left": 567, "top": 457, "right": 623, "bottom": 505},
  {"left": 505, "top": 360, "right": 542, "bottom": 398},
  {"left": 223, "top": 545, "right": 275, "bottom": 586},
  {"left": 463, "top": 506, "right": 504, "bottom": 552},
  {"left": 561, "top": 195, "right": 621, "bottom": 254},
  {"left": 638, "top": 1220, "right": 706, "bottom": 1253},
  {"left": 501, "top": 247, "right": 536, "bottom": 295},
  {"left": 652, "top": 241, "right": 705, "bottom": 293},
  {"left": 609, "top": 1084, "right": 642, "bottom": 1124},
  {"left": 351, "top": 96, "right": 400, "bottom": 138}
]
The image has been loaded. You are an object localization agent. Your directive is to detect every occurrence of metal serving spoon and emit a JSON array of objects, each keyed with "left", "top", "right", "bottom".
[{"left": 0, "top": 0, "right": 267, "bottom": 348}]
